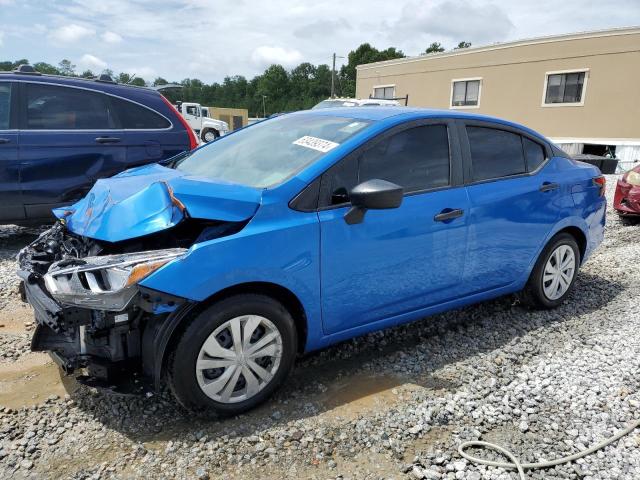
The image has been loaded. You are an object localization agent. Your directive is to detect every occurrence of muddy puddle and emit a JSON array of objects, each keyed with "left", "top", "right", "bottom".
[{"left": 0, "top": 353, "right": 76, "bottom": 408}]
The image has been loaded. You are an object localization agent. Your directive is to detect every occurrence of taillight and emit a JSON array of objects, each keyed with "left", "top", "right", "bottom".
[
  {"left": 593, "top": 175, "right": 606, "bottom": 196},
  {"left": 160, "top": 95, "right": 198, "bottom": 150}
]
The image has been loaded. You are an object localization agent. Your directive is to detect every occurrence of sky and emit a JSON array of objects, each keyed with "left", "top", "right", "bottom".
[{"left": 1, "top": 0, "right": 639, "bottom": 83}]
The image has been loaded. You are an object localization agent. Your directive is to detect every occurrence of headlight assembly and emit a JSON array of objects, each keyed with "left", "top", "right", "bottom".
[{"left": 43, "top": 248, "right": 186, "bottom": 311}]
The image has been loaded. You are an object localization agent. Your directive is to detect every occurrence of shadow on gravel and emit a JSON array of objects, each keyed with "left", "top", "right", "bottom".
[{"left": 60, "top": 270, "right": 624, "bottom": 447}]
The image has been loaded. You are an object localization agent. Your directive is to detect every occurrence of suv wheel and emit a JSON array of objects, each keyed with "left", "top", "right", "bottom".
[
  {"left": 168, "top": 294, "right": 297, "bottom": 415},
  {"left": 520, "top": 232, "right": 580, "bottom": 309}
]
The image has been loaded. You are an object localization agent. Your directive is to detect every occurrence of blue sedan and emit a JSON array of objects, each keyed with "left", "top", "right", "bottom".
[{"left": 18, "top": 107, "right": 606, "bottom": 414}]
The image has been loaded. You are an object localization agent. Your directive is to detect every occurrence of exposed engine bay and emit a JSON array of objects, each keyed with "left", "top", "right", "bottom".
[{"left": 17, "top": 218, "right": 244, "bottom": 392}]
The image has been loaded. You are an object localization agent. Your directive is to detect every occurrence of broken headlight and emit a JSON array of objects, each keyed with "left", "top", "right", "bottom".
[{"left": 43, "top": 249, "right": 187, "bottom": 311}]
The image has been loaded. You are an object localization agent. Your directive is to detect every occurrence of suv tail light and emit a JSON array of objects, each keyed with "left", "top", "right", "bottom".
[
  {"left": 593, "top": 175, "right": 606, "bottom": 196},
  {"left": 160, "top": 95, "right": 198, "bottom": 150}
]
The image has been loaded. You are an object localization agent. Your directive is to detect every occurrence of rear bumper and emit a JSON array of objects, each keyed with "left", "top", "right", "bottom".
[{"left": 613, "top": 180, "right": 640, "bottom": 215}]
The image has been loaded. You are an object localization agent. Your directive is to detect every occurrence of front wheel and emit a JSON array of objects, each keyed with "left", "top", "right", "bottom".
[
  {"left": 202, "top": 129, "right": 219, "bottom": 143},
  {"left": 168, "top": 294, "right": 297, "bottom": 416},
  {"left": 520, "top": 232, "right": 580, "bottom": 309}
]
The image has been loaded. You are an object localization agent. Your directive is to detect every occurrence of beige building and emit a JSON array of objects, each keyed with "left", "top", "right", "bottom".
[
  {"left": 356, "top": 27, "right": 640, "bottom": 165},
  {"left": 204, "top": 106, "right": 249, "bottom": 131}
]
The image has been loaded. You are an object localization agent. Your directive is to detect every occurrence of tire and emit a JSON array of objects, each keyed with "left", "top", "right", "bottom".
[
  {"left": 168, "top": 294, "right": 297, "bottom": 416},
  {"left": 201, "top": 129, "right": 219, "bottom": 143},
  {"left": 520, "top": 232, "right": 580, "bottom": 309}
]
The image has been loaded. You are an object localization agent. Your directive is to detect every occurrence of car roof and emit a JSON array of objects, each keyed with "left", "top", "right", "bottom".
[{"left": 298, "top": 106, "right": 547, "bottom": 140}]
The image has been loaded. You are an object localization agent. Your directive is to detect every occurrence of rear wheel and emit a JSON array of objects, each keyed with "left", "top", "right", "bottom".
[
  {"left": 168, "top": 294, "right": 297, "bottom": 415},
  {"left": 520, "top": 232, "right": 580, "bottom": 309}
]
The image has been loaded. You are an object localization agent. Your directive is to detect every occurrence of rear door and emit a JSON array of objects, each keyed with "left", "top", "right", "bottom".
[
  {"left": 319, "top": 119, "right": 469, "bottom": 334},
  {"left": 459, "top": 120, "right": 562, "bottom": 293},
  {"left": 0, "top": 81, "right": 22, "bottom": 222},
  {"left": 108, "top": 94, "right": 185, "bottom": 168},
  {"left": 18, "top": 82, "right": 127, "bottom": 219}
]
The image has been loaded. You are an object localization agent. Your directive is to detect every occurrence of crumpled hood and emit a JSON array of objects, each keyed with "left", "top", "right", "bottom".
[{"left": 53, "top": 163, "right": 262, "bottom": 242}]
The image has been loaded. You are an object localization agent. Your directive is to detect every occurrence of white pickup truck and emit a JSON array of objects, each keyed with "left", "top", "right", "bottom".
[{"left": 175, "top": 102, "right": 229, "bottom": 143}]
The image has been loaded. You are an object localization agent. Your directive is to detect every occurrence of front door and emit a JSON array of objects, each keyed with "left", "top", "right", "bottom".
[
  {"left": 319, "top": 120, "right": 469, "bottom": 335},
  {"left": 18, "top": 82, "right": 127, "bottom": 219},
  {"left": 0, "top": 82, "right": 22, "bottom": 222}
]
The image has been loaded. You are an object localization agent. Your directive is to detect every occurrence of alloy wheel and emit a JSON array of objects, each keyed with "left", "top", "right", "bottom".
[
  {"left": 195, "top": 315, "right": 283, "bottom": 403},
  {"left": 542, "top": 245, "right": 576, "bottom": 300}
]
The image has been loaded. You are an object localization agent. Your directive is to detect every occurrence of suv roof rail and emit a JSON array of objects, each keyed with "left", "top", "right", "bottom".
[
  {"left": 14, "top": 64, "right": 41, "bottom": 75},
  {"left": 95, "top": 73, "right": 116, "bottom": 83}
]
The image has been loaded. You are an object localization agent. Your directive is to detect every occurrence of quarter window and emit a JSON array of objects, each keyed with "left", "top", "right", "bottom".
[
  {"left": 25, "top": 84, "right": 114, "bottom": 130},
  {"left": 359, "top": 125, "right": 450, "bottom": 193},
  {"left": 373, "top": 86, "right": 395, "bottom": 99},
  {"left": 523, "top": 137, "right": 546, "bottom": 171},
  {"left": 544, "top": 72, "right": 586, "bottom": 104},
  {"left": 452, "top": 80, "right": 480, "bottom": 107},
  {"left": 467, "top": 127, "right": 526, "bottom": 181},
  {"left": 111, "top": 97, "right": 171, "bottom": 129},
  {"left": 0, "top": 83, "right": 11, "bottom": 130}
]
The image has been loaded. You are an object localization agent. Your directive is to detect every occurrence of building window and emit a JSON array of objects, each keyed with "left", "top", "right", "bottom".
[
  {"left": 373, "top": 85, "right": 395, "bottom": 99},
  {"left": 543, "top": 70, "right": 587, "bottom": 105},
  {"left": 451, "top": 79, "right": 481, "bottom": 108}
]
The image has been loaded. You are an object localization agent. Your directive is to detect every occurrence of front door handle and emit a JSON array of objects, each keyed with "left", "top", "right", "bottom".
[
  {"left": 0, "top": 138, "right": 10, "bottom": 144},
  {"left": 95, "top": 136, "right": 121, "bottom": 144},
  {"left": 539, "top": 182, "right": 559, "bottom": 192},
  {"left": 434, "top": 208, "right": 464, "bottom": 222}
]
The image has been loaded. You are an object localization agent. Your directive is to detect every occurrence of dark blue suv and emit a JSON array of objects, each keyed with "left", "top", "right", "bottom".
[{"left": 0, "top": 65, "right": 197, "bottom": 224}]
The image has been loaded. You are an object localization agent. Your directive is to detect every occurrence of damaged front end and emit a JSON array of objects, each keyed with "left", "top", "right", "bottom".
[{"left": 17, "top": 217, "right": 246, "bottom": 393}]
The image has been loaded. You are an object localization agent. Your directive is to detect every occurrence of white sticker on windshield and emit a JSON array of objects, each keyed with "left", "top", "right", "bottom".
[{"left": 293, "top": 136, "right": 339, "bottom": 153}]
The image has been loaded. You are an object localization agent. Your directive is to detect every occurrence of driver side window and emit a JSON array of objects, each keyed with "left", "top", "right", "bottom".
[{"left": 319, "top": 123, "right": 451, "bottom": 207}]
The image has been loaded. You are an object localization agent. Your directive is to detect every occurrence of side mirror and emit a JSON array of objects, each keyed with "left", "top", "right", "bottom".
[{"left": 344, "top": 179, "right": 403, "bottom": 225}]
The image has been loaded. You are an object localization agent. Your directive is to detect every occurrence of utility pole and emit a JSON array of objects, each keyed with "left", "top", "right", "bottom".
[
  {"left": 331, "top": 53, "right": 345, "bottom": 98},
  {"left": 262, "top": 95, "right": 267, "bottom": 118},
  {"left": 331, "top": 53, "right": 336, "bottom": 98}
]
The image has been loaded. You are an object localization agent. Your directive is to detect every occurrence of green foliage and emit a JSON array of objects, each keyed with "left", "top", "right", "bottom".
[
  {"left": 339, "top": 43, "right": 405, "bottom": 98},
  {"left": 454, "top": 41, "right": 472, "bottom": 50},
  {"left": 0, "top": 40, "right": 466, "bottom": 115},
  {"left": 425, "top": 42, "right": 445, "bottom": 54}
]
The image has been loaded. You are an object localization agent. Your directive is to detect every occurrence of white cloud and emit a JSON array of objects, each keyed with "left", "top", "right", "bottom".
[
  {"left": 101, "top": 31, "right": 122, "bottom": 44},
  {"left": 251, "top": 46, "right": 303, "bottom": 69},
  {"left": 49, "top": 23, "right": 95, "bottom": 43},
  {"left": 0, "top": 32, "right": 4, "bottom": 47},
  {"left": 79, "top": 53, "right": 107, "bottom": 71}
]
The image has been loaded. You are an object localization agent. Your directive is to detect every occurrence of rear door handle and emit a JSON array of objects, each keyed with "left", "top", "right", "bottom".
[
  {"left": 95, "top": 136, "right": 121, "bottom": 144},
  {"left": 0, "top": 138, "right": 10, "bottom": 144},
  {"left": 539, "top": 182, "right": 559, "bottom": 192},
  {"left": 434, "top": 208, "right": 464, "bottom": 222}
]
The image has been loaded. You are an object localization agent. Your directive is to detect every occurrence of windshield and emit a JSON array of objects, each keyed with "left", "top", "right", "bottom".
[
  {"left": 312, "top": 100, "right": 357, "bottom": 109},
  {"left": 176, "top": 114, "right": 372, "bottom": 188}
]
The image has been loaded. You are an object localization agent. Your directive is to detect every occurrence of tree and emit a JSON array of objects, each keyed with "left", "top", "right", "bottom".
[
  {"left": 454, "top": 41, "right": 472, "bottom": 50},
  {"left": 58, "top": 59, "right": 76, "bottom": 76},
  {"left": 34, "top": 62, "right": 60, "bottom": 75},
  {"left": 153, "top": 77, "right": 168, "bottom": 86},
  {"left": 80, "top": 69, "right": 95, "bottom": 78},
  {"left": 339, "top": 43, "right": 405, "bottom": 97},
  {"left": 117, "top": 72, "right": 132, "bottom": 84},
  {"left": 425, "top": 42, "right": 445, "bottom": 54},
  {"left": 130, "top": 77, "right": 146, "bottom": 87}
]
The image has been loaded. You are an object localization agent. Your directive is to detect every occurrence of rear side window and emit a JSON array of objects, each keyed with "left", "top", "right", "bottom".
[
  {"left": 111, "top": 97, "right": 170, "bottom": 129},
  {"left": 359, "top": 125, "right": 450, "bottom": 193},
  {"left": 25, "top": 83, "right": 114, "bottom": 130},
  {"left": 467, "top": 127, "right": 526, "bottom": 181},
  {"left": 523, "top": 137, "right": 546, "bottom": 171},
  {"left": 0, "top": 83, "right": 11, "bottom": 130}
]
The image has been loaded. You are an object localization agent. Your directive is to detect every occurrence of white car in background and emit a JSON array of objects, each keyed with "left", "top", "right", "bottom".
[{"left": 312, "top": 97, "right": 400, "bottom": 109}]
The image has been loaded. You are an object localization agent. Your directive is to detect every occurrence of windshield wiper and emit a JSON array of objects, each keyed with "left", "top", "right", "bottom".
[{"left": 159, "top": 150, "right": 193, "bottom": 169}]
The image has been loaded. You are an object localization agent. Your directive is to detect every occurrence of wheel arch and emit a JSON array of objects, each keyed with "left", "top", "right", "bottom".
[
  {"left": 151, "top": 281, "right": 308, "bottom": 389},
  {"left": 556, "top": 225, "right": 587, "bottom": 263}
]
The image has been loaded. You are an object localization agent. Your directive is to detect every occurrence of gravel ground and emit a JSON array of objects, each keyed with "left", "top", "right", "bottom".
[{"left": 0, "top": 174, "right": 639, "bottom": 479}]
